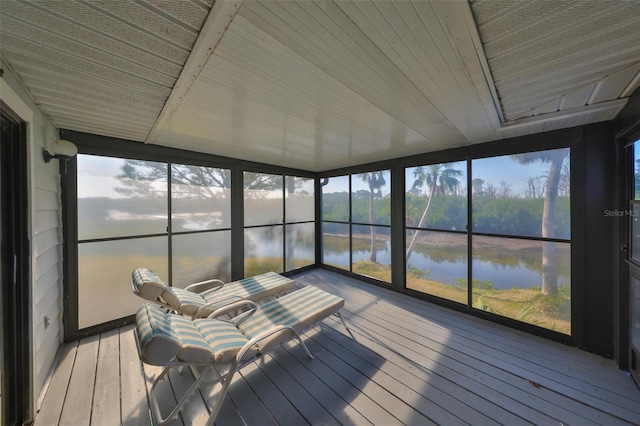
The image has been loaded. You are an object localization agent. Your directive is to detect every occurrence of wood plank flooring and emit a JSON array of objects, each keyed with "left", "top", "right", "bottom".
[{"left": 34, "top": 269, "right": 640, "bottom": 425}]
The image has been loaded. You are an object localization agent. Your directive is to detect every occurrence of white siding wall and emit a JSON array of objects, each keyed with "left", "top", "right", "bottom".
[{"left": 0, "top": 60, "right": 62, "bottom": 415}]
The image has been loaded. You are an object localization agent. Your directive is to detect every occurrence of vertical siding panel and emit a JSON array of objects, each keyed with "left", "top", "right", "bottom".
[
  {"left": 1, "top": 61, "right": 63, "bottom": 412},
  {"left": 33, "top": 119, "right": 63, "bottom": 400}
]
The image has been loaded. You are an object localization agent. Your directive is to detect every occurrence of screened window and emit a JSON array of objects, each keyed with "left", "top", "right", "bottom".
[
  {"left": 170, "top": 164, "right": 232, "bottom": 287},
  {"left": 286, "top": 176, "right": 315, "bottom": 222},
  {"left": 471, "top": 148, "right": 571, "bottom": 334},
  {"left": 286, "top": 223, "right": 315, "bottom": 271},
  {"left": 244, "top": 172, "right": 315, "bottom": 276},
  {"left": 77, "top": 155, "right": 169, "bottom": 328},
  {"left": 405, "top": 162, "right": 467, "bottom": 304},
  {"left": 472, "top": 150, "right": 570, "bottom": 239},
  {"left": 171, "top": 164, "right": 231, "bottom": 231},
  {"left": 322, "top": 171, "right": 391, "bottom": 283},
  {"left": 402, "top": 149, "right": 571, "bottom": 335},
  {"left": 244, "top": 225, "right": 284, "bottom": 275},
  {"left": 322, "top": 175, "right": 349, "bottom": 222},
  {"left": 172, "top": 231, "right": 231, "bottom": 287},
  {"left": 78, "top": 157, "right": 167, "bottom": 240},
  {"left": 322, "top": 222, "right": 350, "bottom": 271},
  {"left": 285, "top": 177, "right": 315, "bottom": 271},
  {"left": 322, "top": 176, "right": 350, "bottom": 271},
  {"left": 76, "top": 155, "right": 232, "bottom": 329},
  {"left": 634, "top": 140, "right": 640, "bottom": 200},
  {"left": 352, "top": 172, "right": 390, "bottom": 225}
]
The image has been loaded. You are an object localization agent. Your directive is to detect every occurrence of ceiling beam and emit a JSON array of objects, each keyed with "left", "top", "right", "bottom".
[
  {"left": 145, "top": 0, "right": 242, "bottom": 144},
  {"left": 432, "top": 0, "right": 505, "bottom": 131}
]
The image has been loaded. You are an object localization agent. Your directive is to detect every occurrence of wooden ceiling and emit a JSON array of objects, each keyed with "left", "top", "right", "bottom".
[{"left": 1, "top": 0, "right": 638, "bottom": 171}]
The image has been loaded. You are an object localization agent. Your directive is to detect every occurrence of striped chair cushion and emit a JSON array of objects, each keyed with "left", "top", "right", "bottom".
[
  {"left": 136, "top": 303, "right": 247, "bottom": 365},
  {"left": 200, "top": 271, "right": 295, "bottom": 305},
  {"left": 136, "top": 303, "right": 180, "bottom": 366},
  {"left": 132, "top": 268, "right": 168, "bottom": 301},
  {"left": 232, "top": 285, "right": 344, "bottom": 345},
  {"left": 194, "top": 319, "right": 249, "bottom": 364},
  {"left": 162, "top": 287, "right": 207, "bottom": 316},
  {"left": 164, "top": 272, "right": 295, "bottom": 317},
  {"left": 135, "top": 287, "right": 344, "bottom": 367},
  {"left": 168, "top": 315, "right": 213, "bottom": 363}
]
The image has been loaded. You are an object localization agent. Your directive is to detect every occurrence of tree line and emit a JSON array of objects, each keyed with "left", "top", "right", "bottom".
[
  {"left": 323, "top": 191, "right": 570, "bottom": 239},
  {"left": 322, "top": 149, "right": 569, "bottom": 295}
]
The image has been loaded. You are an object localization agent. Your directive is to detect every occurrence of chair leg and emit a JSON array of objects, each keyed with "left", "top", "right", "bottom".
[
  {"left": 149, "top": 364, "right": 215, "bottom": 425},
  {"left": 292, "top": 329, "right": 313, "bottom": 359},
  {"left": 204, "top": 367, "right": 238, "bottom": 426},
  {"left": 192, "top": 363, "right": 224, "bottom": 386},
  {"left": 335, "top": 311, "right": 355, "bottom": 340}
]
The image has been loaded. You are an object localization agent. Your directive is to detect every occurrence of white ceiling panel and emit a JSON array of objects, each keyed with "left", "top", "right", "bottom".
[
  {"left": 238, "top": 1, "right": 461, "bottom": 143},
  {"left": 0, "top": 0, "right": 211, "bottom": 142},
  {"left": 150, "top": 0, "right": 505, "bottom": 170},
  {"left": 1, "top": 0, "right": 639, "bottom": 171},
  {"left": 558, "top": 84, "right": 596, "bottom": 111},
  {"left": 588, "top": 64, "right": 640, "bottom": 106},
  {"left": 152, "top": 12, "right": 440, "bottom": 171},
  {"left": 332, "top": 0, "right": 502, "bottom": 142},
  {"left": 471, "top": 0, "right": 640, "bottom": 123}
]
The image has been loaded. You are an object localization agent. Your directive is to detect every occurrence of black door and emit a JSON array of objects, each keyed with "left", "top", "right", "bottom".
[
  {"left": 1, "top": 102, "right": 31, "bottom": 425},
  {"left": 629, "top": 138, "right": 640, "bottom": 388}
]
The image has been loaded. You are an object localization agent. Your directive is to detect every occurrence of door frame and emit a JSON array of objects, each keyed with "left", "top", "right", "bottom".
[
  {"left": 1, "top": 101, "right": 32, "bottom": 425},
  {"left": 622, "top": 129, "right": 640, "bottom": 387}
]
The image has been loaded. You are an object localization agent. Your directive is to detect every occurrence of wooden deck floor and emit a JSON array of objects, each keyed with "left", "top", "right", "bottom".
[{"left": 35, "top": 269, "right": 640, "bottom": 425}]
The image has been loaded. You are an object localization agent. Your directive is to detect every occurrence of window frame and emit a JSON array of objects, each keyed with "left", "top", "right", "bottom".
[
  {"left": 242, "top": 172, "right": 316, "bottom": 276},
  {"left": 320, "top": 127, "right": 582, "bottom": 345},
  {"left": 321, "top": 170, "right": 393, "bottom": 284},
  {"left": 62, "top": 130, "right": 316, "bottom": 340}
]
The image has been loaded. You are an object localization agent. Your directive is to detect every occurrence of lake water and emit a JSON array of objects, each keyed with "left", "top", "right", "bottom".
[{"left": 325, "top": 240, "right": 566, "bottom": 289}]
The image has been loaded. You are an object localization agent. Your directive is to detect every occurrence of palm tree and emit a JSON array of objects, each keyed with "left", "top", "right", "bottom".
[
  {"left": 472, "top": 178, "right": 485, "bottom": 196},
  {"left": 358, "top": 171, "right": 386, "bottom": 263},
  {"left": 406, "top": 164, "right": 462, "bottom": 262},
  {"left": 511, "top": 149, "right": 568, "bottom": 295}
]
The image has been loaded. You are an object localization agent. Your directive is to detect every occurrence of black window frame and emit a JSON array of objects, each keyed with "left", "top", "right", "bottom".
[
  {"left": 61, "top": 130, "right": 317, "bottom": 340},
  {"left": 320, "top": 127, "right": 583, "bottom": 346},
  {"left": 242, "top": 172, "right": 316, "bottom": 275},
  {"left": 321, "top": 170, "right": 394, "bottom": 284}
]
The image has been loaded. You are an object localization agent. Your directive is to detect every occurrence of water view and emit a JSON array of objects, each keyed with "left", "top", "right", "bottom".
[
  {"left": 322, "top": 148, "right": 572, "bottom": 335},
  {"left": 323, "top": 234, "right": 570, "bottom": 291}
]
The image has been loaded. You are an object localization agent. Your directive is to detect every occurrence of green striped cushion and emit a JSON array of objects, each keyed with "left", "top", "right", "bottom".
[
  {"left": 194, "top": 319, "right": 249, "bottom": 364},
  {"left": 162, "top": 287, "right": 207, "bottom": 316},
  {"left": 168, "top": 315, "right": 213, "bottom": 363},
  {"left": 135, "top": 287, "right": 344, "bottom": 367},
  {"left": 232, "top": 286, "right": 344, "bottom": 343},
  {"left": 135, "top": 303, "right": 180, "bottom": 366},
  {"left": 201, "top": 272, "right": 295, "bottom": 305},
  {"left": 132, "top": 268, "right": 168, "bottom": 301}
]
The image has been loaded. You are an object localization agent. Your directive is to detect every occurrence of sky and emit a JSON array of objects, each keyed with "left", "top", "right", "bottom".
[
  {"left": 80, "top": 149, "right": 569, "bottom": 200},
  {"left": 77, "top": 154, "right": 129, "bottom": 198},
  {"left": 323, "top": 150, "right": 569, "bottom": 197},
  {"left": 470, "top": 156, "right": 559, "bottom": 196},
  {"left": 78, "top": 154, "right": 316, "bottom": 199}
]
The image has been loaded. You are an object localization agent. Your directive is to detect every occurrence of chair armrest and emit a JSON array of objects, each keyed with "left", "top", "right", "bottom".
[
  {"left": 184, "top": 278, "right": 225, "bottom": 294},
  {"left": 206, "top": 300, "right": 258, "bottom": 319},
  {"left": 192, "top": 295, "right": 245, "bottom": 319}
]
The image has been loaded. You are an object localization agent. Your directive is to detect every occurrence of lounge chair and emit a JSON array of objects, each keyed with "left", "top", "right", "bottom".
[
  {"left": 135, "top": 284, "right": 346, "bottom": 425},
  {"left": 131, "top": 268, "right": 296, "bottom": 319}
]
